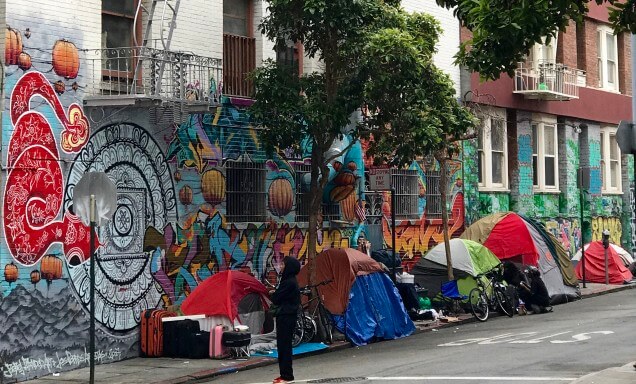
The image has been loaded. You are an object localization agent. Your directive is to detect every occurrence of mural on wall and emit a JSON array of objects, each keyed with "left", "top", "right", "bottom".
[
  {"left": 544, "top": 218, "right": 582, "bottom": 257},
  {"left": 1, "top": 24, "right": 137, "bottom": 380},
  {"left": 516, "top": 133, "right": 535, "bottom": 215},
  {"left": 478, "top": 193, "right": 509, "bottom": 216},
  {"left": 462, "top": 139, "right": 479, "bottom": 225},
  {"left": 630, "top": 180, "right": 636, "bottom": 253},
  {"left": 534, "top": 193, "right": 559, "bottom": 218},
  {"left": 559, "top": 138, "right": 580, "bottom": 217},
  {"left": 591, "top": 216, "right": 622, "bottom": 245},
  {"left": 588, "top": 139, "right": 602, "bottom": 197}
]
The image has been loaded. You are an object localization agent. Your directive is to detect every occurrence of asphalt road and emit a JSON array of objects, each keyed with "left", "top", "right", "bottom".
[{"left": 205, "top": 289, "right": 636, "bottom": 384}]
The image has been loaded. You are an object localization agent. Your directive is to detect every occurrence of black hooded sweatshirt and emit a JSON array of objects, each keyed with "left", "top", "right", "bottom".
[{"left": 271, "top": 257, "right": 301, "bottom": 316}]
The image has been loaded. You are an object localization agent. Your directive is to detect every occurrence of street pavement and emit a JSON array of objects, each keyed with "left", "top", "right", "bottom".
[{"left": 16, "top": 282, "right": 636, "bottom": 384}]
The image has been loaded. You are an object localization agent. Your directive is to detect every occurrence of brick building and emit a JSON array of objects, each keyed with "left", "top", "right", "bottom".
[{"left": 461, "top": 2, "right": 634, "bottom": 257}]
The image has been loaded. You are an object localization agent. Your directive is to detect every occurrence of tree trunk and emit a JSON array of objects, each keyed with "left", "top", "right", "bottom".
[
  {"left": 307, "top": 142, "right": 327, "bottom": 286},
  {"left": 436, "top": 152, "right": 454, "bottom": 282}
]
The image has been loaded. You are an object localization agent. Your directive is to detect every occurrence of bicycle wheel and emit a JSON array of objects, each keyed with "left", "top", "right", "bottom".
[
  {"left": 494, "top": 284, "right": 515, "bottom": 318},
  {"left": 292, "top": 314, "right": 304, "bottom": 347},
  {"left": 468, "top": 288, "right": 489, "bottom": 322},
  {"left": 317, "top": 305, "right": 334, "bottom": 344},
  {"left": 301, "top": 314, "right": 317, "bottom": 342}
]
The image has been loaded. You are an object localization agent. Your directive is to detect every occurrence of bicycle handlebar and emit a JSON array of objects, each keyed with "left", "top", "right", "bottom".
[{"left": 300, "top": 279, "right": 333, "bottom": 294}]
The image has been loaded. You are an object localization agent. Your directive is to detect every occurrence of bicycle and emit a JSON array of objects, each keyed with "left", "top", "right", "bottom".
[
  {"left": 468, "top": 266, "right": 515, "bottom": 322},
  {"left": 293, "top": 279, "right": 334, "bottom": 346}
]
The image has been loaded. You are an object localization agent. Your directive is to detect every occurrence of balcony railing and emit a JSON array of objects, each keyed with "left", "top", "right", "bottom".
[
  {"left": 514, "top": 61, "right": 583, "bottom": 101},
  {"left": 82, "top": 47, "right": 223, "bottom": 107},
  {"left": 223, "top": 34, "right": 256, "bottom": 98}
]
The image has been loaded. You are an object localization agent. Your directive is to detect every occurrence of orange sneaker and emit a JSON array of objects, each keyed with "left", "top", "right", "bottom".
[{"left": 273, "top": 377, "right": 288, "bottom": 384}]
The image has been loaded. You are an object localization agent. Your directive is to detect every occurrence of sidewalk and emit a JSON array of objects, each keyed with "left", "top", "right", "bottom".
[{"left": 18, "top": 282, "right": 636, "bottom": 384}]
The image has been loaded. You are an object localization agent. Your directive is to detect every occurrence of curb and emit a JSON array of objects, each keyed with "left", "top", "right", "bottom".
[{"left": 153, "top": 284, "right": 633, "bottom": 384}]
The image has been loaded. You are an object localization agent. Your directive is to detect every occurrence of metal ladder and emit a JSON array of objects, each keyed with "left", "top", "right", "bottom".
[
  {"left": 131, "top": 0, "right": 182, "bottom": 96},
  {"left": 133, "top": 0, "right": 181, "bottom": 50}
]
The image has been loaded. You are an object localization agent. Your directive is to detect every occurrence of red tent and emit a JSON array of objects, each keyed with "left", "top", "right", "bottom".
[
  {"left": 181, "top": 270, "right": 270, "bottom": 320},
  {"left": 575, "top": 241, "right": 633, "bottom": 284}
]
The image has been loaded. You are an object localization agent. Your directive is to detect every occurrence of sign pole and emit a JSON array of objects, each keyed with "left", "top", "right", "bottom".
[
  {"left": 391, "top": 186, "right": 397, "bottom": 282},
  {"left": 579, "top": 187, "right": 587, "bottom": 288},
  {"left": 89, "top": 194, "right": 96, "bottom": 384}
]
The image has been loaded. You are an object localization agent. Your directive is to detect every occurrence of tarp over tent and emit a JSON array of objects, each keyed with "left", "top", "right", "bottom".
[
  {"left": 181, "top": 270, "right": 270, "bottom": 333},
  {"left": 573, "top": 241, "right": 633, "bottom": 284},
  {"left": 299, "top": 248, "right": 415, "bottom": 346},
  {"left": 412, "top": 238, "right": 502, "bottom": 298},
  {"left": 461, "top": 212, "right": 580, "bottom": 304},
  {"left": 297, "top": 247, "right": 384, "bottom": 315},
  {"left": 574, "top": 242, "right": 635, "bottom": 267}
]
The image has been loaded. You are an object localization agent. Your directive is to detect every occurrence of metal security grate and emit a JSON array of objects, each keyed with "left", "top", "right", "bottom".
[
  {"left": 391, "top": 169, "right": 419, "bottom": 219},
  {"left": 425, "top": 170, "right": 442, "bottom": 219},
  {"left": 226, "top": 161, "right": 266, "bottom": 222},
  {"left": 294, "top": 164, "right": 311, "bottom": 222}
]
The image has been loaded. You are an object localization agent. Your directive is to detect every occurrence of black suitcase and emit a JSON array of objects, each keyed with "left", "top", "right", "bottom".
[
  {"left": 163, "top": 319, "right": 201, "bottom": 357},
  {"left": 189, "top": 331, "right": 210, "bottom": 359},
  {"left": 222, "top": 331, "right": 251, "bottom": 348}
]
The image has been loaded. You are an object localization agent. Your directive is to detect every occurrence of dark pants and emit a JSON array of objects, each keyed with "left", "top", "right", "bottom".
[
  {"left": 518, "top": 289, "right": 550, "bottom": 310},
  {"left": 276, "top": 314, "right": 296, "bottom": 380}
]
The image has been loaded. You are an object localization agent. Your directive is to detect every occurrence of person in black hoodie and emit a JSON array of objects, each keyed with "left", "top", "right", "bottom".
[{"left": 270, "top": 256, "right": 301, "bottom": 384}]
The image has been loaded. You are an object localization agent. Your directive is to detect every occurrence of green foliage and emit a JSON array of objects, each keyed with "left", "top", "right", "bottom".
[
  {"left": 435, "top": 0, "right": 633, "bottom": 80},
  {"left": 361, "top": 11, "right": 476, "bottom": 167}
]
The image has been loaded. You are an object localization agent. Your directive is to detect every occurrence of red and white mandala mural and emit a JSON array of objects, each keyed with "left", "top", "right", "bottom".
[{"left": 4, "top": 71, "right": 93, "bottom": 266}]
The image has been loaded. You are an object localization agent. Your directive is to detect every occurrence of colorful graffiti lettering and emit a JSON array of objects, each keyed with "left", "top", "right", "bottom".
[
  {"left": 3, "top": 71, "right": 92, "bottom": 266},
  {"left": 383, "top": 192, "right": 465, "bottom": 260},
  {"left": 591, "top": 216, "right": 622, "bottom": 244},
  {"left": 145, "top": 209, "right": 349, "bottom": 306}
]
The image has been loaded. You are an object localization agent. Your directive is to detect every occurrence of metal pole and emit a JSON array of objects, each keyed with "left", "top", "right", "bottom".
[
  {"left": 579, "top": 186, "right": 587, "bottom": 288},
  {"left": 604, "top": 245, "right": 609, "bottom": 285},
  {"left": 391, "top": 186, "right": 397, "bottom": 282},
  {"left": 89, "top": 195, "right": 96, "bottom": 384}
]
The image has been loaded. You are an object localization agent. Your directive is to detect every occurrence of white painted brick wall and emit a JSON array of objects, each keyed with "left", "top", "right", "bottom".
[
  {"left": 401, "top": 0, "right": 461, "bottom": 95},
  {"left": 167, "top": 0, "right": 222, "bottom": 59}
]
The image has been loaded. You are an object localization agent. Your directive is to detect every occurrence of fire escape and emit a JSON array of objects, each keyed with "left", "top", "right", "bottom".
[{"left": 83, "top": 0, "right": 222, "bottom": 110}]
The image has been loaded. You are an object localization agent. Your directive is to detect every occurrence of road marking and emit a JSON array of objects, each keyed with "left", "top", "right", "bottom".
[
  {"left": 245, "top": 376, "right": 577, "bottom": 383},
  {"left": 439, "top": 330, "right": 614, "bottom": 346}
]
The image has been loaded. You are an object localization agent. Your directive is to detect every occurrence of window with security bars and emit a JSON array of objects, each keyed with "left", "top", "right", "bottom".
[
  {"left": 425, "top": 170, "right": 443, "bottom": 219},
  {"left": 226, "top": 162, "right": 266, "bottom": 222},
  {"left": 391, "top": 169, "right": 419, "bottom": 219},
  {"left": 294, "top": 164, "right": 311, "bottom": 222}
]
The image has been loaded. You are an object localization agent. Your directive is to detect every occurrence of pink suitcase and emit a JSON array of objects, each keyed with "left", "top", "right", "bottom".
[{"left": 210, "top": 325, "right": 227, "bottom": 359}]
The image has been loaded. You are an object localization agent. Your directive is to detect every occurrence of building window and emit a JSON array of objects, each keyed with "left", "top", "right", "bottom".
[
  {"left": 601, "top": 126, "right": 622, "bottom": 193},
  {"left": 478, "top": 111, "right": 507, "bottom": 190},
  {"left": 223, "top": 0, "right": 251, "bottom": 37},
  {"left": 102, "top": 0, "right": 140, "bottom": 73},
  {"left": 294, "top": 164, "right": 311, "bottom": 222},
  {"left": 532, "top": 120, "right": 559, "bottom": 191},
  {"left": 392, "top": 169, "right": 419, "bottom": 219},
  {"left": 276, "top": 40, "right": 301, "bottom": 74},
  {"left": 226, "top": 162, "right": 267, "bottom": 222},
  {"left": 597, "top": 26, "right": 618, "bottom": 91}
]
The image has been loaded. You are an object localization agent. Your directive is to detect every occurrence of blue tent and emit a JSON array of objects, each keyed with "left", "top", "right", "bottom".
[{"left": 332, "top": 272, "right": 415, "bottom": 346}]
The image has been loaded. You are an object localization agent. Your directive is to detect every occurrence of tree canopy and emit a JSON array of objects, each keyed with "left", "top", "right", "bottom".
[{"left": 437, "top": 0, "right": 636, "bottom": 80}]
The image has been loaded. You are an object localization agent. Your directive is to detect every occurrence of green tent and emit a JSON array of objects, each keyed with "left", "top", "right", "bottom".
[{"left": 412, "top": 238, "right": 502, "bottom": 299}]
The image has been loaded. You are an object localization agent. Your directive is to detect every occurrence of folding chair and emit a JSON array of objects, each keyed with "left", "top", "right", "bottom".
[{"left": 440, "top": 280, "right": 467, "bottom": 316}]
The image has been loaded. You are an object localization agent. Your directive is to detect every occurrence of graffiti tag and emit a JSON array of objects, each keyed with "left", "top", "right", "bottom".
[{"left": 2, "top": 348, "right": 122, "bottom": 378}]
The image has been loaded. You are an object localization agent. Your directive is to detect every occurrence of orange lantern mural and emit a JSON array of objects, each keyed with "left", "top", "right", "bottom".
[
  {"left": 5, "top": 27, "right": 22, "bottom": 65},
  {"left": 201, "top": 169, "right": 225, "bottom": 206},
  {"left": 340, "top": 193, "right": 357, "bottom": 222},
  {"left": 30, "top": 269, "right": 41, "bottom": 285},
  {"left": 179, "top": 185, "right": 193, "bottom": 206},
  {"left": 52, "top": 39, "right": 80, "bottom": 79},
  {"left": 40, "top": 255, "right": 63, "bottom": 282},
  {"left": 4, "top": 262, "right": 18, "bottom": 284},
  {"left": 268, "top": 178, "right": 293, "bottom": 217},
  {"left": 330, "top": 184, "right": 354, "bottom": 202},
  {"left": 53, "top": 80, "right": 65, "bottom": 94},
  {"left": 18, "top": 52, "right": 31, "bottom": 70}
]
